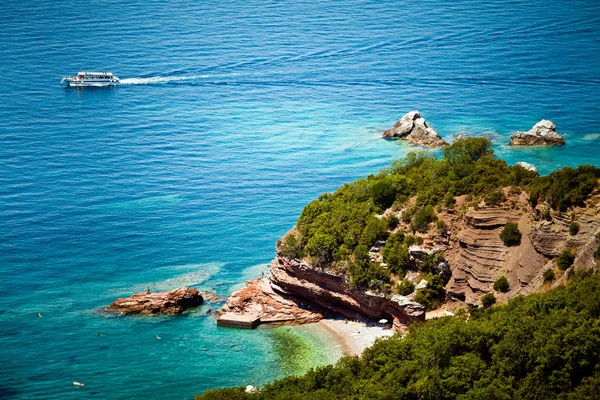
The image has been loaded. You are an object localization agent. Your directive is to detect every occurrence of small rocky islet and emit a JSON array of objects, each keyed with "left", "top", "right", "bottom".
[
  {"left": 107, "top": 287, "right": 205, "bottom": 315},
  {"left": 382, "top": 110, "right": 566, "bottom": 148}
]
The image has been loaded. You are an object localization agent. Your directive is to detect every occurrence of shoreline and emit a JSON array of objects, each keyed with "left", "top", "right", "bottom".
[{"left": 315, "top": 318, "right": 395, "bottom": 357}]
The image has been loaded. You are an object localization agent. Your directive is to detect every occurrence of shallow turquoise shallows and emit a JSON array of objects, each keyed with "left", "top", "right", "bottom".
[{"left": 1, "top": 0, "right": 600, "bottom": 398}]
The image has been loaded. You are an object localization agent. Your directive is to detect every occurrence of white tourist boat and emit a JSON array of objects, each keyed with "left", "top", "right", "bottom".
[{"left": 61, "top": 71, "right": 120, "bottom": 87}]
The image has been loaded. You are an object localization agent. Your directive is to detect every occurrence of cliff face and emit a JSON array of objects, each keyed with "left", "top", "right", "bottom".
[
  {"left": 220, "top": 190, "right": 600, "bottom": 329},
  {"left": 219, "top": 255, "right": 425, "bottom": 330},
  {"left": 269, "top": 255, "right": 425, "bottom": 329},
  {"left": 444, "top": 191, "right": 600, "bottom": 305}
]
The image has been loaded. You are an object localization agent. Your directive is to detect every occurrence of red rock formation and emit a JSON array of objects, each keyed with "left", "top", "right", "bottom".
[
  {"left": 107, "top": 287, "right": 204, "bottom": 315},
  {"left": 220, "top": 191, "right": 600, "bottom": 328}
]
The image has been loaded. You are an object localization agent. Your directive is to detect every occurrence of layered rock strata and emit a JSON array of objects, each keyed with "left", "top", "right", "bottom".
[
  {"left": 219, "top": 255, "right": 425, "bottom": 331},
  {"left": 509, "top": 120, "right": 565, "bottom": 145},
  {"left": 383, "top": 111, "right": 448, "bottom": 147},
  {"left": 107, "top": 287, "right": 204, "bottom": 315}
]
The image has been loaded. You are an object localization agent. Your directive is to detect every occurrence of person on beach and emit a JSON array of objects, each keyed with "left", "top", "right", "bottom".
[{"left": 147, "top": 287, "right": 151, "bottom": 294}]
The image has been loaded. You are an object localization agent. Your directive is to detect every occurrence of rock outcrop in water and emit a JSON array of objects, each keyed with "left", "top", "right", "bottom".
[
  {"left": 107, "top": 287, "right": 204, "bottom": 315},
  {"left": 509, "top": 120, "right": 565, "bottom": 145},
  {"left": 383, "top": 111, "right": 448, "bottom": 147}
]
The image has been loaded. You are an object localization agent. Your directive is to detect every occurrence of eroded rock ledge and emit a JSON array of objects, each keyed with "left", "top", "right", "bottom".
[
  {"left": 218, "top": 255, "right": 425, "bottom": 331},
  {"left": 107, "top": 287, "right": 204, "bottom": 315},
  {"left": 382, "top": 111, "right": 448, "bottom": 147},
  {"left": 509, "top": 120, "right": 565, "bottom": 146}
]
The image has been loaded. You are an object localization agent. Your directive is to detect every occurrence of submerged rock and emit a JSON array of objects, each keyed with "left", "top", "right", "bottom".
[
  {"left": 383, "top": 111, "right": 447, "bottom": 147},
  {"left": 107, "top": 287, "right": 203, "bottom": 315},
  {"left": 509, "top": 120, "right": 565, "bottom": 146}
]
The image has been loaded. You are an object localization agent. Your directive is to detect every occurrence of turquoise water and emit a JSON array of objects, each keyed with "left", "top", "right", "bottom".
[{"left": 1, "top": 0, "right": 600, "bottom": 398}]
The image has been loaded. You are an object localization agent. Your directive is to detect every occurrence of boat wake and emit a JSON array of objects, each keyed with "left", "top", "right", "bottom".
[{"left": 119, "top": 75, "right": 206, "bottom": 85}]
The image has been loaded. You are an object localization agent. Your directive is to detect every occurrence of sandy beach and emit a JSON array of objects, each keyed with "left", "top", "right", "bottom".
[{"left": 317, "top": 319, "right": 395, "bottom": 356}]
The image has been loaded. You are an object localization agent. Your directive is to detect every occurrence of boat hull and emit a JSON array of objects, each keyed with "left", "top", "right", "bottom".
[{"left": 64, "top": 81, "right": 119, "bottom": 87}]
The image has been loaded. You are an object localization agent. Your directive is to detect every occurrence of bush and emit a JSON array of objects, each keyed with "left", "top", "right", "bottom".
[
  {"left": 413, "top": 274, "right": 445, "bottom": 310},
  {"left": 410, "top": 206, "right": 437, "bottom": 233},
  {"left": 481, "top": 293, "right": 496, "bottom": 308},
  {"left": 484, "top": 189, "right": 505, "bottom": 206},
  {"left": 381, "top": 232, "right": 409, "bottom": 274},
  {"left": 443, "top": 192, "right": 456, "bottom": 209},
  {"left": 386, "top": 214, "right": 399, "bottom": 230},
  {"left": 500, "top": 222, "right": 522, "bottom": 246},
  {"left": 542, "top": 208, "right": 552, "bottom": 221},
  {"left": 279, "top": 233, "right": 302, "bottom": 259},
  {"left": 569, "top": 222, "right": 580, "bottom": 236},
  {"left": 543, "top": 269, "right": 555, "bottom": 282},
  {"left": 396, "top": 279, "right": 415, "bottom": 296},
  {"left": 557, "top": 250, "right": 575, "bottom": 270},
  {"left": 493, "top": 276, "right": 510, "bottom": 292},
  {"left": 595, "top": 244, "right": 600, "bottom": 261}
]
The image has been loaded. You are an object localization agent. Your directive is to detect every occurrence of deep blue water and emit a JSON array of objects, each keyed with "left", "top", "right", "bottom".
[{"left": 1, "top": 0, "right": 600, "bottom": 398}]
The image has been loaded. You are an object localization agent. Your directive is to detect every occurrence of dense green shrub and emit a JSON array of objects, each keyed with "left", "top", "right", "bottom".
[
  {"left": 527, "top": 165, "right": 600, "bottom": 211},
  {"left": 197, "top": 272, "right": 600, "bottom": 400},
  {"left": 481, "top": 293, "right": 496, "bottom": 308},
  {"left": 569, "top": 222, "right": 580, "bottom": 236},
  {"left": 278, "top": 233, "right": 302, "bottom": 259},
  {"left": 413, "top": 274, "right": 445, "bottom": 310},
  {"left": 396, "top": 279, "right": 415, "bottom": 296},
  {"left": 386, "top": 214, "right": 399, "bottom": 230},
  {"left": 543, "top": 269, "right": 555, "bottom": 282},
  {"left": 558, "top": 250, "right": 575, "bottom": 270},
  {"left": 595, "top": 244, "right": 600, "bottom": 261},
  {"left": 484, "top": 189, "right": 505, "bottom": 206},
  {"left": 410, "top": 206, "right": 437, "bottom": 233},
  {"left": 493, "top": 275, "right": 510, "bottom": 292},
  {"left": 542, "top": 208, "right": 552, "bottom": 221},
  {"left": 500, "top": 222, "right": 522, "bottom": 246},
  {"left": 381, "top": 231, "right": 409, "bottom": 274}
]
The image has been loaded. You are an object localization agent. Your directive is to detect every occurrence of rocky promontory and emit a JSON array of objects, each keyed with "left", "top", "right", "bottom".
[
  {"left": 382, "top": 111, "right": 448, "bottom": 147},
  {"left": 509, "top": 120, "right": 566, "bottom": 145},
  {"left": 107, "top": 287, "right": 204, "bottom": 315},
  {"left": 218, "top": 253, "right": 426, "bottom": 331}
]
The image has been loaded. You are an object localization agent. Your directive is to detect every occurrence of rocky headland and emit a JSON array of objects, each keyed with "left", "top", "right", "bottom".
[
  {"left": 382, "top": 111, "right": 448, "bottom": 147},
  {"left": 107, "top": 287, "right": 204, "bottom": 315},
  {"left": 509, "top": 120, "right": 566, "bottom": 145},
  {"left": 218, "top": 138, "right": 600, "bottom": 333}
]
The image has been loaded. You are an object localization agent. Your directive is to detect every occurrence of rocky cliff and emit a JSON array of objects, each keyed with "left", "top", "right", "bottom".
[
  {"left": 219, "top": 254, "right": 425, "bottom": 330},
  {"left": 220, "top": 187, "right": 600, "bottom": 328}
]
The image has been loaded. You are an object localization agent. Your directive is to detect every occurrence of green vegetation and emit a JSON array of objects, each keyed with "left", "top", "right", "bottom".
[
  {"left": 276, "top": 137, "right": 598, "bottom": 293},
  {"left": 396, "top": 278, "right": 415, "bottom": 296},
  {"left": 527, "top": 165, "right": 600, "bottom": 211},
  {"left": 493, "top": 275, "right": 510, "bottom": 292},
  {"left": 413, "top": 274, "right": 445, "bottom": 310},
  {"left": 197, "top": 272, "right": 600, "bottom": 400},
  {"left": 544, "top": 269, "right": 556, "bottom": 282},
  {"left": 484, "top": 189, "right": 505, "bottom": 206},
  {"left": 594, "top": 244, "right": 600, "bottom": 262},
  {"left": 569, "top": 222, "right": 580, "bottom": 236},
  {"left": 481, "top": 293, "right": 496, "bottom": 308},
  {"left": 558, "top": 250, "right": 575, "bottom": 270},
  {"left": 499, "top": 222, "right": 522, "bottom": 247},
  {"left": 381, "top": 231, "right": 408, "bottom": 274},
  {"left": 290, "top": 138, "right": 544, "bottom": 288}
]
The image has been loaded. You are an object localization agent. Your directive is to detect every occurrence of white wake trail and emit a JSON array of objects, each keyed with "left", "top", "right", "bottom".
[{"left": 119, "top": 75, "right": 206, "bottom": 85}]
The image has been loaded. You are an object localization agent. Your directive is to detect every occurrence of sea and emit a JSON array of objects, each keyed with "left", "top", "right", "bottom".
[{"left": 1, "top": 0, "right": 599, "bottom": 398}]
